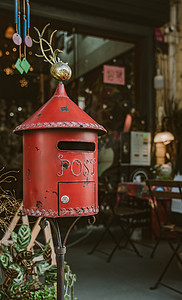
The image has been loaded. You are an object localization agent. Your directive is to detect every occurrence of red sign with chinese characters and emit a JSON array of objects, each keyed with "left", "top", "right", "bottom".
[{"left": 103, "top": 65, "right": 125, "bottom": 85}]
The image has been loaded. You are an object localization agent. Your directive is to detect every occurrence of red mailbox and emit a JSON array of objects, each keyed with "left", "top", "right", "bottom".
[{"left": 14, "top": 83, "right": 106, "bottom": 218}]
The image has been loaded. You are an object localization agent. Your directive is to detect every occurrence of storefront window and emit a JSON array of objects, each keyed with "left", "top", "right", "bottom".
[
  {"left": 69, "top": 49, "right": 136, "bottom": 135},
  {"left": 0, "top": 26, "right": 136, "bottom": 176}
]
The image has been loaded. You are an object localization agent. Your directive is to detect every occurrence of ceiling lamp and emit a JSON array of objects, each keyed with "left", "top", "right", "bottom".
[{"left": 154, "top": 131, "right": 175, "bottom": 145}]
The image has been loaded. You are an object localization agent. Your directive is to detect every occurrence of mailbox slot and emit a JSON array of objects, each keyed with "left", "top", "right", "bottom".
[{"left": 57, "top": 141, "right": 95, "bottom": 151}]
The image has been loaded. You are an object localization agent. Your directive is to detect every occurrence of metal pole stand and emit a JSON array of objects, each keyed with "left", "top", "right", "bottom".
[{"left": 39, "top": 216, "right": 95, "bottom": 300}]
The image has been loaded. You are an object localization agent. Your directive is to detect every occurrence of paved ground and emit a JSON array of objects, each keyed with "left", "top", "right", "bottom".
[{"left": 65, "top": 225, "right": 182, "bottom": 300}]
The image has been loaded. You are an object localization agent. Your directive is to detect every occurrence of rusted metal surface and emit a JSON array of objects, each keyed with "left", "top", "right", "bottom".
[
  {"left": 21, "top": 129, "right": 99, "bottom": 217},
  {"left": 14, "top": 84, "right": 106, "bottom": 217},
  {"left": 14, "top": 121, "right": 105, "bottom": 131},
  {"left": 14, "top": 83, "right": 106, "bottom": 134},
  {"left": 23, "top": 205, "right": 99, "bottom": 217}
]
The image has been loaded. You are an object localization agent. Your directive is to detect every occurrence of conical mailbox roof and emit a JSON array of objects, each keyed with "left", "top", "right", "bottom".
[{"left": 14, "top": 83, "right": 106, "bottom": 135}]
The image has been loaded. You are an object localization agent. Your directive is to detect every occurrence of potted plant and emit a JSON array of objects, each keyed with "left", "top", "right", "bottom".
[{"left": 0, "top": 224, "right": 77, "bottom": 300}]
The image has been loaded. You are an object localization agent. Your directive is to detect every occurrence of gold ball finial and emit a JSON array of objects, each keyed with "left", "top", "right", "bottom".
[
  {"left": 33, "top": 24, "right": 72, "bottom": 82},
  {"left": 50, "top": 62, "right": 72, "bottom": 81}
]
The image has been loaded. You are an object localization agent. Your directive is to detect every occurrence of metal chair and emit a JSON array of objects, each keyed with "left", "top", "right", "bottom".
[
  {"left": 88, "top": 176, "right": 120, "bottom": 262},
  {"left": 89, "top": 177, "right": 152, "bottom": 262},
  {"left": 146, "top": 179, "right": 182, "bottom": 294},
  {"left": 109, "top": 192, "right": 151, "bottom": 260}
]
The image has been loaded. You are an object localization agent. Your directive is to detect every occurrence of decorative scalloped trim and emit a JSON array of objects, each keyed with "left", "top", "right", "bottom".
[
  {"left": 14, "top": 122, "right": 106, "bottom": 133},
  {"left": 22, "top": 205, "right": 99, "bottom": 217}
]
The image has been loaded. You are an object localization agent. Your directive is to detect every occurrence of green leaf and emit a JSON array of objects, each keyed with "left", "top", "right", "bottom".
[
  {"left": 16, "top": 250, "right": 32, "bottom": 263},
  {"left": 46, "top": 265, "right": 57, "bottom": 272},
  {"left": 45, "top": 264, "right": 57, "bottom": 283},
  {"left": 3, "top": 246, "right": 10, "bottom": 255},
  {"left": 43, "top": 245, "right": 52, "bottom": 265},
  {"left": 32, "top": 241, "right": 50, "bottom": 259},
  {"left": 12, "top": 271, "right": 24, "bottom": 285},
  {"left": 0, "top": 254, "right": 10, "bottom": 269},
  {"left": 21, "top": 259, "right": 32, "bottom": 275},
  {"left": 0, "top": 287, "right": 5, "bottom": 300},
  {"left": 8, "top": 264, "right": 24, "bottom": 285},
  {"left": 45, "top": 269, "right": 57, "bottom": 284},
  {"left": 19, "top": 279, "right": 37, "bottom": 292},
  {"left": 11, "top": 232, "right": 19, "bottom": 252},
  {"left": 33, "top": 260, "right": 51, "bottom": 276},
  {"left": 8, "top": 282, "right": 20, "bottom": 296},
  {"left": 29, "top": 285, "right": 56, "bottom": 300},
  {"left": 17, "top": 225, "right": 31, "bottom": 250},
  {"left": 4, "top": 268, "right": 18, "bottom": 279}
]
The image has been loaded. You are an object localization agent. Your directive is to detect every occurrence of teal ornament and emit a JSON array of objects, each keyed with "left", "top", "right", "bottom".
[
  {"left": 20, "top": 57, "right": 30, "bottom": 73},
  {"left": 15, "top": 58, "right": 24, "bottom": 74}
]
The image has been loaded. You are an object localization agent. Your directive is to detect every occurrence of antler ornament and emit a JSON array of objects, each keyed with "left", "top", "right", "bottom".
[{"left": 33, "top": 23, "right": 72, "bottom": 82}]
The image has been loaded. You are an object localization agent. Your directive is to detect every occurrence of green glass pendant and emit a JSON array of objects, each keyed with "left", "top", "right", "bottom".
[
  {"left": 20, "top": 57, "right": 30, "bottom": 73},
  {"left": 15, "top": 58, "right": 24, "bottom": 74}
]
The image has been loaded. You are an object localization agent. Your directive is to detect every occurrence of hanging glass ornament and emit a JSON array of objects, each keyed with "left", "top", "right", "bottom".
[
  {"left": 13, "top": 0, "right": 32, "bottom": 74},
  {"left": 24, "top": 0, "right": 33, "bottom": 47},
  {"left": 12, "top": 0, "right": 22, "bottom": 46}
]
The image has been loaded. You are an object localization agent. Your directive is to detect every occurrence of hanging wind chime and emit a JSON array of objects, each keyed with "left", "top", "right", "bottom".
[{"left": 13, "top": 0, "right": 33, "bottom": 74}]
